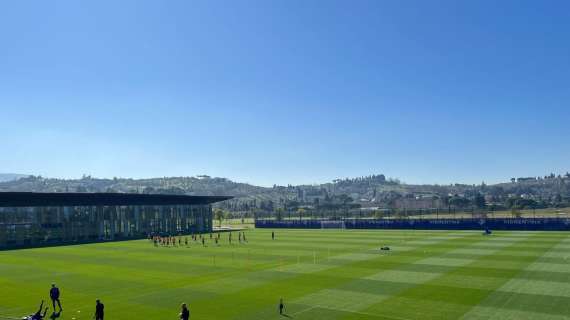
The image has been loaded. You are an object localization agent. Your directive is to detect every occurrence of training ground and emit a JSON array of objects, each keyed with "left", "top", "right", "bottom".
[{"left": 0, "top": 229, "right": 569, "bottom": 319}]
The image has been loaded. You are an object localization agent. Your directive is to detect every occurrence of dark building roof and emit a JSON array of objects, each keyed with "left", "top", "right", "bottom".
[{"left": 0, "top": 192, "right": 233, "bottom": 207}]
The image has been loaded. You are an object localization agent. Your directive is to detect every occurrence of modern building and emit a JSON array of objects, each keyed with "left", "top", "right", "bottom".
[{"left": 0, "top": 192, "right": 232, "bottom": 249}]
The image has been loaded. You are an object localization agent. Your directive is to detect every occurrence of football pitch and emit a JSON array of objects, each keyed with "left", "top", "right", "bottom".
[{"left": 0, "top": 229, "right": 569, "bottom": 320}]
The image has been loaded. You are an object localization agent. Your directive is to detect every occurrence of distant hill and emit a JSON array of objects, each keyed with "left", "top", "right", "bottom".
[
  {"left": 0, "top": 173, "right": 29, "bottom": 183},
  {"left": 0, "top": 173, "right": 568, "bottom": 211}
]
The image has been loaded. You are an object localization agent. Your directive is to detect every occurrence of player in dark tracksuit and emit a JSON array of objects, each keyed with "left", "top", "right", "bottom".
[
  {"left": 50, "top": 284, "right": 62, "bottom": 312},
  {"left": 94, "top": 300, "right": 104, "bottom": 320},
  {"left": 28, "top": 300, "right": 48, "bottom": 320},
  {"left": 279, "top": 298, "right": 284, "bottom": 315},
  {"left": 180, "top": 303, "right": 190, "bottom": 320}
]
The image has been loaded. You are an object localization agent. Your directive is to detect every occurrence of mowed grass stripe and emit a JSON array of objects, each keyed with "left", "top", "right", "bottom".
[
  {"left": 340, "top": 233, "right": 561, "bottom": 320},
  {"left": 460, "top": 234, "right": 570, "bottom": 320},
  {"left": 229, "top": 232, "right": 480, "bottom": 319},
  {"left": 313, "top": 235, "right": 529, "bottom": 319},
  {"left": 361, "top": 235, "right": 527, "bottom": 286},
  {"left": 290, "top": 235, "right": 504, "bottom": 319}
]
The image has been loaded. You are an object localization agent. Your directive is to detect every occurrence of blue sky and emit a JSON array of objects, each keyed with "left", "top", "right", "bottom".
[{"left": 1, "top": 0, "right": 569, "bottom": 186}]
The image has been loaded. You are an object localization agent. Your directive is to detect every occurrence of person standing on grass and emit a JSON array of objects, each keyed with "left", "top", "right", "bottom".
[
  {"left": 180, "top": 303, "right": 190, "bottom": 320},
  {"left": 272, "top": 231, "right": 275, "bottom": 240},
  {"left": 49, "top": 283, "right": 62, "bottom": 312},
  {"left": 279, "top": 298, "right": 284, "bottom": 315},
  {"left": 94, "top": 299, "right": 104, "bottom": 320}
]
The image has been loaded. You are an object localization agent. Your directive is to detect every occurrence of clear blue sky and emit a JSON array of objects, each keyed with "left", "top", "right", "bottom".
[{"left": 1, "top": 0, "right": 569, "bottom": 187}]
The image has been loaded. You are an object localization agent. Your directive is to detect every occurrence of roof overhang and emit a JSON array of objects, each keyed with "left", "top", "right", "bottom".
[{"left": 0, "top": 192, "right": 233, "bottom": 207}]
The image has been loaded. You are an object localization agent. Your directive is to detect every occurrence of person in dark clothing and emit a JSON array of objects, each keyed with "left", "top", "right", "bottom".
[
  {"left": 27, "top": 300, "right": 48, "bottom": 320},
  {"left": 94, "top": 299, "right": 104, "bottom": 320},
  {"left": 180, "top": 303, "right": 190, "bottom": 320},
  {"left": 49, "top": 284, "right": 62, "bottom": 312},
  {"left": 279, "top": 298, "right": 284, "bottom": 315},
  {"left": 272, "top": 231, "right": 275, "bottom": 240}
]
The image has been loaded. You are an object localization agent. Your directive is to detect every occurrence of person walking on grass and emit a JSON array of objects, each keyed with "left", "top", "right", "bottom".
[
  {"left": 49, "top": 284, "right": 62, "bottom": 312},
  {"left": 180, "top": 303, "right": 190, "bottom": 320},
  {"left": 272, "top": 231, "right": 275, "bottom": 240},
  {"left": 94, "top": 299, "right": 104, "bottom": 320},
  {"left": 279, "top": 298, "right": 285, "bottom": 315}
]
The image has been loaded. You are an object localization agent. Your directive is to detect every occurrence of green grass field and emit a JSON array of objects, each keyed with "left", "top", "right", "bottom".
[{"left": 1, "top": 229, "right": 569, "bottom": 319}]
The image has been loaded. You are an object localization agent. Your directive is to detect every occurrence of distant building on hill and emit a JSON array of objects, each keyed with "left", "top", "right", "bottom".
[
  {"left": 0, "top": 192, "right": 231, "bottom": 249},
  {"left": 393, "top": 195, "right": 443, "bottom": 210}
]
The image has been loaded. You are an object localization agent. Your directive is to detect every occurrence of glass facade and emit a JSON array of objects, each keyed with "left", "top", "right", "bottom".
[{"left": 0, "top": 204, "right": 212, "bottom": 249}]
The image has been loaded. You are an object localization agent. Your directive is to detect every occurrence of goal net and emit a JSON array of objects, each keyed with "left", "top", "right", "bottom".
[{"left": 320, "top": 220, "right": 346, "bottom": 230}]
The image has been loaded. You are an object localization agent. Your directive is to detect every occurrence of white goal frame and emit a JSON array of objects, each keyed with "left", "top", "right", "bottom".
[{"left": 320, "top": 220, "right": 346, "bottom": 230}]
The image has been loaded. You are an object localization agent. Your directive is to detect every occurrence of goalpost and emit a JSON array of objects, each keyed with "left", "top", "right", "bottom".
[{"left": 320, "top": 220, "right": 346, "bottom": 230}]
